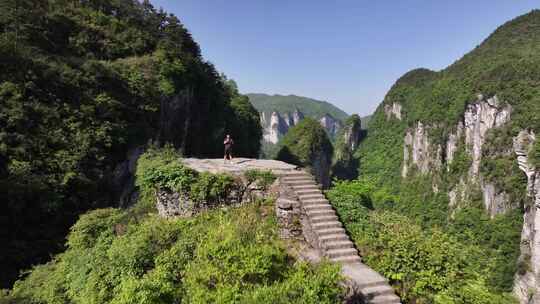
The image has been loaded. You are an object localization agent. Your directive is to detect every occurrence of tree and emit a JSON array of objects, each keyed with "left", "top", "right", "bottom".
[{"left": 277, "top": 118, "right": 333, "bottom": 187}]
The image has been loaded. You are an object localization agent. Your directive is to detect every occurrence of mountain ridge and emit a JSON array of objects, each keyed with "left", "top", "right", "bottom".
[
  {"left": 353, "top": 9, "right": 540, "bottom": 304},
  {"left": 247, "top": 93, "right": 349, "bottom": 122}
]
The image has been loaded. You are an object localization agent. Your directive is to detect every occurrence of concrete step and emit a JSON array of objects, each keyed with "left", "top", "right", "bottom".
[
  {"left": 313, "top": 221, "right": 342, "bottom": 230},
  {"left": 299, "top": 194, "right": 325, "bottom": 200},
  {"left": 361, "top": 285, "right": 396, "bottom": 298},
  {"left": 326, "top": 248, "right": 358, "bottom": 259},
  {"left": 316, "top": 227, "right": 346, "bottom": 236},
  {"left": 310, "top": 214, "right": 339, "bottom": 224},
  {"left": 296, "top": 189, "right": 321, "bottom": 196},
  {"left": 292, "top": 184, "right": 319, "bottom": 190},
  {"left": 323, "top": 240, "right": 354, "bottom": 250},
  {"left": 306, "top": 209, "right": 336, "bottom": 217},
  {"left": 287, "top": 179, "right": 317, "bottom": 185},
  {"left": 356, "top": 279, "right": 390, "bottom": 289},
  {"left": 319, "top": 233, "right": 349, "bottom": 243},
  {"left": 370, "top": 294, "right": 401, "bottom": 304},
  {"left": 330, "top": 255, "right": 362, "bottom": 264},
  {"left": 304, "top": 204, "right": 333, "bottom": 211},
  {"left": 302, "top": 198, "right": 329, "bottom": 205},
  {"left": 283, "top": 173, "right": 311, "bottom": 179},
  {"left": 285, "top": 177, "right": 315, "bottom": 183}
]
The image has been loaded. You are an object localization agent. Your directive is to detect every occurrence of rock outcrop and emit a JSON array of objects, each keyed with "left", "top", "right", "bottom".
[
  {"left": 513, "top": 130, "right": 540, "bottom": 304},
  {"left": 445, "top": 121, "right": 464, "bottom": 169},
  {"left": 319, "top": 113, "right": 343, "bottom": 138},
  {"left": 463, "top": 95, "right": 512, "bottom": 178},
  {"left": 262, "top": 111, "right": 290, "bottom": 144},
  {"left": 384, "top": 102, "right": 402, "bottom": 120},
  {"left": 260, "top": 109, "right": 342, "bottom": 144},
  {"left": 398, "top": 96, "right": 540, "bottom": 302},
  {"left": 332, "top": 115, "right": 362, "bottom": 180},
  {"left": 112, "top": 147, "right": 145, "bottom": 207},
  {"left": 157, "top": 87, "right": 195, "bottom": 152},
  {"left": 402, "top": 122, "right": 442, "bottom": 177},
  {"left": 342, "top": 118, "right": 362, "bottom": 152},
  {"left": 401, "top": 95, "right": 513, "bottom": 216}
]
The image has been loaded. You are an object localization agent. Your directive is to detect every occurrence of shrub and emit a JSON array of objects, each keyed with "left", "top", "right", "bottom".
[
  {"left": 327, "top": 178, "right": 519, "bottom": 303},
  {"left": 6, "top": 203, "right": 343, "bottom": 304},
  {"left": 135, "top": 145, "right": 196, "bottom": 194},
  {"left": 244, "top": 169, "right": 276, "bottom": 191},
  {"left": 136, "top": 146, "right": 237, "bottom": 206}
]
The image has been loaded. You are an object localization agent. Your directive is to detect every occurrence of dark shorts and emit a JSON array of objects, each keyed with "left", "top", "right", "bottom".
[{"left": 224, "top": 145, "right": 233, "bottom": 156}]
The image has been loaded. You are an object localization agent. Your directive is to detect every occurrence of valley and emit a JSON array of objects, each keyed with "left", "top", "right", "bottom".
[{"left": 1, "top": 1, "right": 540, "bottom": 304}]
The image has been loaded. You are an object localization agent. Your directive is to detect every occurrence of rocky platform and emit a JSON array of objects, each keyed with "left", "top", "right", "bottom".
[{"left": 182, "top": 158, "right": 401, "bottom": 304}]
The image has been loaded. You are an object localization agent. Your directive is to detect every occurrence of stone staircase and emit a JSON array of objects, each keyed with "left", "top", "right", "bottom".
[{"left": 282, "top": 171, "right": 401, "bottom": 304}]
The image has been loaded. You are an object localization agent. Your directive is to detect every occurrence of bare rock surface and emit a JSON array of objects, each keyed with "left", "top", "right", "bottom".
[
  {"left": 260, "top": 109, "right": 342, "bottom": 145},
  {"left": 384, "top": 102, "right": 402, "bottom": 120},
  {"left": 182, "top": 157, "right": 298, "bottom": 175},
  {"left": 464, "top": 95, "right": 511, "bottom": 178},
  {"left": 513, "top": 130, "right": 540, "bottom": 304}
]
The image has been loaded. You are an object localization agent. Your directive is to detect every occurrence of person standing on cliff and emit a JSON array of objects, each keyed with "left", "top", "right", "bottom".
[{"left": 223, "top": 134, "right": 234, "bottom": 163}]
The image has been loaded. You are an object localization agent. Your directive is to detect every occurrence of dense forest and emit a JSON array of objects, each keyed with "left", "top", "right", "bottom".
[
  {"left": 325, "top": 9, "right": 540, "bottom": 303},
  {"left": 0, "top": 0, "right": 261, "bottom": 289}
]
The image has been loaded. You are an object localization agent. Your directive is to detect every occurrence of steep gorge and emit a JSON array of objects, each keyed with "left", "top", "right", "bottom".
[{"left": 357, "top": 10, "right": 540, "bottom": 303}]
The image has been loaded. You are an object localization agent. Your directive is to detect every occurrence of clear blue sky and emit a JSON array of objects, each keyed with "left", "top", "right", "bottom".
[{"left": 149, "top": 1, "right": 539, "bottom": 116}]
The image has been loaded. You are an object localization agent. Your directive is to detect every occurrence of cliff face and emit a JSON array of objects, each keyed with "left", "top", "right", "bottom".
[
  {"left": 332, "top": 115, "right": 363, "bottom": 180},
  {"left": 261, "top": 111, "right": 290, "bottom": 144},
  {"left": 463, "top": 96, "right": 512, "bottom": 178},
  {"left": 513, "top": 130, "right": 540, "bottom": 304},
  {"left": 371, "top": 90, "right": 536, "bottom": 301},
  {"left": 319, "top": 113, "right": 343, "bottom": 138},
  {"left": 401, "top": 95, "right": 513, "bottom": 215},
  {"left": 260, "top": 109, "right": 341, "bottom": 144},
  {"left": 343, "top": 9, "right": 540, "bottom": 303}
]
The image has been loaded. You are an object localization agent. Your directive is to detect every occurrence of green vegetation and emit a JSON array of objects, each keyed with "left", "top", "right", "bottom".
[
  {"left": 360, "top": 115, "right": 372, "bottom": 129},
  {"left": 136, "top": 147, "right": 277, "bottom": 209},
  {"left": 348, "top": 10, "right": 540, "bottom": 302},
  {"left": 276, "top": 118, "right": 333, "bottom": 186},
  {"left": 277, "top": 118, "right": 333, "bottom": 166},
  {"left": 332, "top": 114, "right": 362, "bottom": 180},
  {"left": 250, "top": 93, "right": 352, "bottom": 159},
  {"left": 0, "top": 0, "right": 261, "bottom": 287},
  {"left": 2, "top": 202, "right": 343, "bottom": 304},
  {"left": 359, "top": 9, "right": 540, "bottom": 185},
  {"left": 2, "top": 146, "right": 342, "bottom": 303},
  {"left": 326, "top": 180, "right": 519, "bottom": 303},
  {"left": 247, "top": 93, "right": 348, "bottom": 121}
]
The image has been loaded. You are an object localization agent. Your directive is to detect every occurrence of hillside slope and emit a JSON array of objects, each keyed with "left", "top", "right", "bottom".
[
  {"left": 354, "top": 9, "right": 540, "bottom": 303},
  {"left": 0, "top": 0, "right": 261, "bottom": 288},
  {"left": 248, "top": 93, "right": 349, "bottom": 121}
]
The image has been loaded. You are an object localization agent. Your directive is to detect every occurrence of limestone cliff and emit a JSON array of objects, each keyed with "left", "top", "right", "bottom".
[
  {"left": 332, "top": 115, "right": 363, "bottom": 180},
  {"left": 357, "top": 10, "right": 540, "bottom": 302},
  {"left": 260, "top": 109, "right": 341, "bottom": 145},
  {"left": 401, "top": 95, "right": 513, "bottom": 215},
  {"left": 319, "top": 113, "right": 343, "bottom": 138},
  {"left": 396, "top": 95, "right": 540, "bottom": 300},
  {"left": 384, "top": 102, "right": 402, "bottom": 120},
  {"left": 261, "top": 111, "right": 291, "bottom": 144},
  {"left": 513, "top": 130, "right": 540, "bottom": 304}
]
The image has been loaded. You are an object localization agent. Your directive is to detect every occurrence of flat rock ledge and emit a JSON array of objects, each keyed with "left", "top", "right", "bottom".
[{"left": 181, "top": 158, "right": 401, "bottom": 304}]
